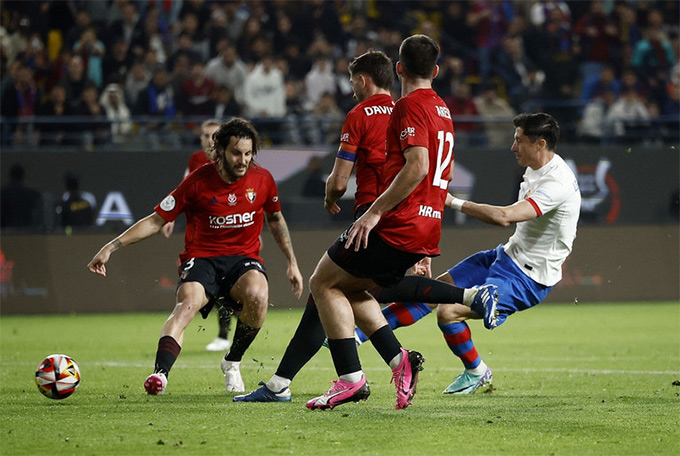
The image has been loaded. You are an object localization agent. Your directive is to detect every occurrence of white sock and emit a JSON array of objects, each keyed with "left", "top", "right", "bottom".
[
  {"left": 266, "top": 374, "right": 291, "bottom": 392},
  {"left": 340, "top": 371, "right": 364, "bottom": 383},
  {"left": 222, "top": 359, "right": 239, "bottom": 370},
  {"left": 463, "top": 287, "right": 477, "bottom": 306},
  {"left": 466, "top": 361, "right": 488, "bottom": 376},
  {"left": 388, "top": 352, "right": 402, "bottom": 370}
]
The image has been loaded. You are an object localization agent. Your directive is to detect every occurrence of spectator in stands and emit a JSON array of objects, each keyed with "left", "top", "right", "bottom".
[
  {"left": 432, "top": 56, "right": 467, "bottom": 100},
  {"left": 134, "top": 67, "right": 180, "bottom": 149},
  {"left": 272, "top": 13, "right": 298, "bottom": 58},
  {"left": 0, "top": 63, "right": 39, "bottom": 145},
  {"left": 445, "top": 82, "right": 483, "bottom": 147},
  {"left": 125, "top": 61, "right": 151, "bottom": 108},
  {"left": 467, "top": 0, "right": 514, "bottom": 84},
  {"left": 606, "top": 86, "right": 651, "bottom": 140},
  {"left": 309, "top": 91, "right": 344, "bottom": 144},
  {"left": 212, "top": 85, "right": 241, "bottom": 120},
  {"left": 103, "top": 39, "right": 132, "bottom": 86},
  {"left": 73, "top": 84, "right": 110, "bottom": 148},
  {"left": 179, "top": 60, "right": 216, "bottom": 118},
  {"left": 131, "top": 6, "right": 169, "bottom": 67},
  {"left": 242, "top": 53, "right": 286, "bottom": 143},
  {"left": 100, "top": 82, "right": 132, "bottom": 144},
  {"left": 580, "top": 64, "right": 621, "bottom": 105},
  {"left": 108, "top": 1, "right": 141, "bottom": 50},
  {"left": 72, "top": 26, "right": 106, "bottom": 88},
  {"left": 578, "top": 88, "right": 618, "bottom": 143},
  {"left": 176, "top": 12, "right": 210, "bottom": 62},
  {"left": 473, "top": 81, "right": 516, "bottom": 148},
  {"left": 573, "top": 0, "right": 623, "bottom": 80},
  {"left": 56, "top": 173, "right": 96, "bottom": 229},
  {"left": 631, "top": 10, "right": 676, "bottom": 109},
  {"left": 205, "top": 44, "right": 247, "bottom": 105},
  {"left": 495, "top": 36, "right": 538, "bottom": 111},
  {"left": 303, "top": 54, "right": 336, "bottom": 112},
  {"left": 35, "top": 83, "right": 74, "bottom": 146},
  {"left": 64, "top": 10, "right": 95, "bottom": 51},
  {"left": 281, "top": 41, "right": 311, "bottom": 81},
  {"left": 0, "top": 164, "right": 43, "bottom": 230},
  {"left": 282, "top": 79, "right": 306, "bottom": 144},
  {"left": 168, "top": 32, "right": 201, "bottom": 74},
  {"left": 60, "top": 55, "right": 95, "bottom": 109},
  {"left": 237, "top": 16, "right": 265, "bottom": 64},
  {"left": 440, "top": 1, "right": 476, "bottom": 65},
  {"left": 663, "top": 62, "right": 680, "bottom": 117}
]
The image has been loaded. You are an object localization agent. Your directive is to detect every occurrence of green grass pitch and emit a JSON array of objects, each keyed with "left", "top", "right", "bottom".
[{"left": 1, "top": 302, "right": 678, "bottom": 455}]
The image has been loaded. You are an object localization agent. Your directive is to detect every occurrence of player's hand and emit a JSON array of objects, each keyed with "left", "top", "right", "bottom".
[
  {"left": 87, "top": 248, "right": 111, "bottom": 277},
  {"left": 324, "top": 199, "right": 341, "bottom": 215},
  {"left": 345, "top": 211, "right": 380, "bottom": 251},
  {"left": 411, "top": 257, "right": 432, "bottom": 277},
  {"left": 287, "top": 264, "right": 304, "bottom": 299},
  {"left": 161, "top": 221, "right": 175, "bottom": 238}
]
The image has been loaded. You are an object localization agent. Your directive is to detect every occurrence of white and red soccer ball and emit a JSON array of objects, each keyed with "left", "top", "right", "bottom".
[{"left": 35, "top": 354, "right": 81, "bottom": 400}]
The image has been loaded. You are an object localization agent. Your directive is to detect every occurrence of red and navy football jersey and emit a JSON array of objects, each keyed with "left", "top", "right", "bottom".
[
  {"left": 377, "top": 88, "right": 455, "bottom": 255},
  {"left": 155, "top": 162, "right": 280, "bottom": 263},
  {"left": 337, "top": 93, "right": 393, "bottom": 210}
]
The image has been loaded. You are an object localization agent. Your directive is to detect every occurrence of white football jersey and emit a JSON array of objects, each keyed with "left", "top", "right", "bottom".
[{"left": 504, "top": 154, "right": 581, "bottom": 286}]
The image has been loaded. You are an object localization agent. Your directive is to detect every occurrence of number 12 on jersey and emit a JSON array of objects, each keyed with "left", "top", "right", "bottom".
[{"left": 433, "top": 130, "right": 454, "bottom": 189}]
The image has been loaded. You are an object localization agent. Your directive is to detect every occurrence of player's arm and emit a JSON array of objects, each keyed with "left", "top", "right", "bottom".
[
  {"left": 324, "top": 155, "right": 355, "bottom": 214},
  {"left": 264, "top": 210, "right": 304, "bottom": 299},
  {"left": 446, "top": 193, "right": 538, "bottom": 226},
  {"left": 346, "top": 146, "right": 429, "bottom": 251},
  {"left": 87, "top": 212, "right": 166, "bottom": 276}
]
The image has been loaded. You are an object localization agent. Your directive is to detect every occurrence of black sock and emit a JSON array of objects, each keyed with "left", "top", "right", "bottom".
[
  {"left": 371, "top": 275, "right": 464, "bottom": 304},
  {"left": 224, "top": 318, "right": 260, "bottom": 362},
  {"left": 369, "top": 325, "right": 402, "bottom": 366},
  {"left": 328, "top": 338, "right": 361, "bottom": 377},
  {"left": 154, "top": 335, "right": 181, "bottom": 376},
  {"left": 217, "top": 308, "right": 232, "bottom": 339},
  {"left": 275, "top": 294, "right": 326, "bottom": 380}
]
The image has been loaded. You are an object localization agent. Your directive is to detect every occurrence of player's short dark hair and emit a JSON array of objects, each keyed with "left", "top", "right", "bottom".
[
  {"left": 398, "top": 34, "right": 439, "bottom": 79},
  {"left": 348, "top": 50, "right": 394, "bottom": 90},
  {"left": 513, "top": 113, "right": 560, "bottom": 151},
  {"left": 210, "top": 117, "right": 260, "bottom": 160}
]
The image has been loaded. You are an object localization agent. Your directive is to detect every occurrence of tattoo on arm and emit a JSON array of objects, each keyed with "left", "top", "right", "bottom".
[
  {"left": 111, "top": 239, "right": 122, "bottom": 251},
  {"left": 267, "top": 213, "right": 295, "bottom": 259}
]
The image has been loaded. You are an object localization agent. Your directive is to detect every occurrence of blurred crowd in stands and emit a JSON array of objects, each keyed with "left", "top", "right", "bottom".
[{"left": 1, "top": 0, "right": 678, "bottom": 149}]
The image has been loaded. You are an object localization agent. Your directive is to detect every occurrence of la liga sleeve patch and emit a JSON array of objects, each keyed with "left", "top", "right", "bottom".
[{"left": 160, "top": 195, "right": 176, "bottom": 211}]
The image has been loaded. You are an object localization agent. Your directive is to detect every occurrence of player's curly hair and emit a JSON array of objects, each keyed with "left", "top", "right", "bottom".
[
  {"left": 398, "top": 34, "right": 439, "bottom": 79},
  {"left": 513, "top": 113, "right": 560, "bottom": 151},
  {"left": 208, "top": 117, "right": 260, "bottom": 162}
]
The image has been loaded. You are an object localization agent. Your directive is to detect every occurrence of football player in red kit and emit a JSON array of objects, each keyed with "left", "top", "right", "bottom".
[{"left": 87, "top": 118, "right": 303, "bottom": 395}]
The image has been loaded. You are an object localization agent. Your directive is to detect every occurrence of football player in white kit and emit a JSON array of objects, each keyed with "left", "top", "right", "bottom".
[{"left": 354, "top": 112, "right": 581, "bottom": 395}]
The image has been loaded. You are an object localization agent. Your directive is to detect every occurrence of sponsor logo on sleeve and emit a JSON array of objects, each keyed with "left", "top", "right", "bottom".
[{"left": 400, "top": 126, "right": 416, "bottom": 140}]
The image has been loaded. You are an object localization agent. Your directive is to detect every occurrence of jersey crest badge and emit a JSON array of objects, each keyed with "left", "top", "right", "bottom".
[
  {"left": 245, "top": 188, "right": 256, "bottom": 203},
  {"left": 227, "top": 193, "right": 237, "bottom": 206}
]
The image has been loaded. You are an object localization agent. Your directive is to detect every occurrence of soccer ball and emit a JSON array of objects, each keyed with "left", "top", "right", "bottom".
[{"left": 35, "top": 354, "right": 81, "bottom": 400}]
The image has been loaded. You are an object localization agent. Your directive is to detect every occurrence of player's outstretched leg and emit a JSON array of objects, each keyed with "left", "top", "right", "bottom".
[{"left": 470, "top": 284, "right": 500, "bottom": 329}]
